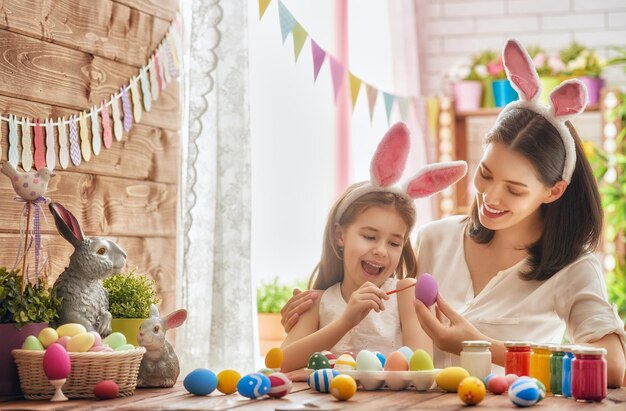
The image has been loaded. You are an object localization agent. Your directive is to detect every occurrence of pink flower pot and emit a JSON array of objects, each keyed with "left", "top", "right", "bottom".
[
  {"left": 452, "top": 80, "right": 483, "bottom": 112},
  {"left": 579, "top": 76, "right": 604, "bottom": 106}
]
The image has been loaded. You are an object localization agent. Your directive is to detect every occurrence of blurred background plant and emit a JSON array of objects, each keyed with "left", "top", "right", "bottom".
[
  {"left": 560, "top": 41, "right": 607, "bottom": 78},
  {"left": 527, "top": 45, "right": 565, "bottom": 77},
  {"left": 256, "top": 276, "right": 308, "bottom": 313}
]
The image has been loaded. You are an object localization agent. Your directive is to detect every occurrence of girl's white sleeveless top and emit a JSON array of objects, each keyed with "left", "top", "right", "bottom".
[{"left": 318, "top": 277, "right": 403, "bottom": 356}]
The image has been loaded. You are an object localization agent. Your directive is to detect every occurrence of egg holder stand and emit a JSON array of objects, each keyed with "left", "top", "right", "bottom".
[
  {"left": 306, "top": 368, "right": 441, "bottom": 391},
  {"left": 11, "top": 347, "right": 145, "bottom": 399}
]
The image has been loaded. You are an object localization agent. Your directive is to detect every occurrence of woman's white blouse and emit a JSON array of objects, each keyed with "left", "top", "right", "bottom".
[{"left": 416, "top": 215, "right": 626, "bottom": 369}]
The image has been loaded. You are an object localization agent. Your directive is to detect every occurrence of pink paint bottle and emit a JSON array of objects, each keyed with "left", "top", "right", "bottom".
[{"left": 571, "top": 346, "right": 607, "bottom": 402}]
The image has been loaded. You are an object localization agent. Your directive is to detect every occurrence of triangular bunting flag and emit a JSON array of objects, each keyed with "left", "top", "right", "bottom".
[
  {"left": 258, "top": 0, "right": 271, "bottom": 20},
  {"left": 311, "top": 40, "right": 326, "bottom": 82},
  {"left": 349, "top": 73, "right": 362, "bottom": 111},
  {"left": 278, "top": 1, "right": 296, "bottom": 43},
  {"left": 292, "top": 23, "right": 308, "bottom": 62},
  {"left": 329, "top": 56, "right": 345, "bottom": 102},
  {"left": 365, "top": 83, "right": 378, "bottom": 122},
  {"left": 398, "top": 97, "right": 409, "bottom": 121},
  {"left": 383, "top": 92, "right": 395, "bottom": 123}
]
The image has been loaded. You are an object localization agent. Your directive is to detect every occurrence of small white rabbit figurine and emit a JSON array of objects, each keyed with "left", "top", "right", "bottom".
[{"left": 136, "top": 304, "right": 188, "bottom": 388}]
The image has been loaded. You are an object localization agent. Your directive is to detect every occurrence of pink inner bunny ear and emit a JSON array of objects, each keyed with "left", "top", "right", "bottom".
[
  {"left": 165, "top": 309, "right": 188, "bottom": 329},
  {"left": 405, "top": 161, "right": 468, "bottom": 199},
  {"left": 370, "top": 122, "right": 410, "bottom": 187},
  {"left": 50, "top": 202, "right": 84, "bottom": 241},
  {"left": 550, "top": 80, "right": 587, "bottom": 117},
  {"left": 503, "top": 39, "right": 540, "bottom": 101}
]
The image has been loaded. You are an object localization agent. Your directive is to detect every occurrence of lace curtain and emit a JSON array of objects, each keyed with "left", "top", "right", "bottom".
[{"left": 177, "top": 0, "right": 255, "bottom": 375}]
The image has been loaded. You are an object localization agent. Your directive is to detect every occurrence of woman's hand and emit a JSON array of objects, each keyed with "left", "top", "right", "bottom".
[
  {"left": 280, "top": 288, "right": 323, "bottom": 332},
  {"left": 339, "top": 282, "right": 389, "bottom": 329},
  {"left": 414, "top": 294, "right": 486, "bottom": 355}
]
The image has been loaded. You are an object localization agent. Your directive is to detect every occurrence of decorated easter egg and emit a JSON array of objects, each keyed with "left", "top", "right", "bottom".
[
  {"left": 487, "top": 375, "right": 508, "bottom": 395},
  {"left": 384, "top": 351, "right": 409, "bottom": 371},
  {"left": 458, "top": 376, "right": 486, "bottom": 405},
  {"left": 341, "top": 351, "right": 356, "bottom": 359},
  {"left": 436, "top": 366, "right": 470, "bottom": 392},
  {"left": 321, "top": 350, "right": 337, "bottom": 368},
  {"left": 115, "top": 343, "right": 135, "bottom": 351},
  {"left": 94, "top": 380, "right": 119, "bottom": 400},
  {"left": 508, "top": 376, "right": 540, "bottom": 407},
  {"left": 42, "top": 343, "right": 71, "bottom": 380},
  {"left": 307, "top": 369, "right": 339, "bottom": 393},
  {"left": 184, "top": 368, "right": 218, "bottom": 396},
  {"left": 484, "top": 373, "right": 495, "bottom": 385},
  {"left": 56, "top": 323, "right": 87, "bottom": 338},
  {"left": 356, "top": 350, "right": 383, "bottom": 371},
  {"left": 398, "top": 346, "right": 413, "bottom": 363},
  {"left": 374, "top": 352, "right": 386, "bottom": 367},
  {"left": 38, "top": 327, "right": 59, "bottom": 348},
  {"left": 22, "top": 335, "right": 44, "bottom": 350},
  {"left": 267, "top": 372, "right": 292, "bottom": 398},
  {"left": 307, "top": 352, "right": 330, "bottom": 370},
  {"left": 265, "top": 347, "right": 283, "bottom": 369},
  {"left": 415, "top": 273, "right": 438, "bottom": 306},
  {"left": 334, "top": 354, "right": 357, "bottom": 370},
  {"left": 330, "top": 374, "right": 357, "bottom": 401},
  {"left": 67, "top": 332, "right": 95, "bottom": 352},
  {"left": 102, "top": 332, "right": 126, "bottom": 350},
  {"left": 257, "top": 367, "right": 274, "bottom": 376},
  {"left": 56, "top": 336, "right": 71, "bottom": 349},
  {"left": 409, "top": 349, "right": 434, "bottom": 371},
  {"left": 217, "top": 369, "right": 241, "bottom": 394},
  {"left": 505, "top": 373, "right": 519, "bottom": 387},
  {"left": 532, "top": 378, "right": 546, "bottom": 401},
  {"left": 237, "top": 373, "right": 271, "bottom": 399},
  {"left": 88, "top": 331, "right": 102, "bottom": 347}
]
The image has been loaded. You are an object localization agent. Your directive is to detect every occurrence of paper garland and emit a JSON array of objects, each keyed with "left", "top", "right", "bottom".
[
  {"left": 261, "top": 1, "right": 422, "bottom": 124},
  {"left": 0, "top": 15, "right": 183, "bottom": 172}
]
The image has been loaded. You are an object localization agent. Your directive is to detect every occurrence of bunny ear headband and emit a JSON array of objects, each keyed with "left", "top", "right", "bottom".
[
  {"left": 499, "top": 39, "right": 588, "bottom": 184},
  {"left": 334, "top": 122, "right": 468, "bottom": 223}
]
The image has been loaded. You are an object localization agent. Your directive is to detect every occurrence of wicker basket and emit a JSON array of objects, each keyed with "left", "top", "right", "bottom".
[{"left": 11, "top": 347, "right": 145, "bottom": 399}]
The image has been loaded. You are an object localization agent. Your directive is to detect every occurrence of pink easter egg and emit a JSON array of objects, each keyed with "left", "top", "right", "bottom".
[
  {"left": 321, "top": 350, "right": 337, "bottom": 368},
  {"left": 267, "top": 372, "right": 292, "bottom": 398},
  {"left": 89, "top": 331, "right": 102, "bottom": 347},
  {"left": 42, "top": 343, "right": 71, "bottom": 380},
  {"left": 94, "top": 380, "right": 119, "bottom": 400},
  {"left": 505, "top": 373, "right": 519, "bottom": 387},
  {"left": 487, "top": 376, "right": 508, "bottom": 394},
  {"left": 57, "top": 336, "right": 71, "bottom": 348},
  {"left": 415, "top": 273, "right": 438, "bottom": 306},
  {"left": 90, "top": 345, "right": 114, "bottom": 352}
]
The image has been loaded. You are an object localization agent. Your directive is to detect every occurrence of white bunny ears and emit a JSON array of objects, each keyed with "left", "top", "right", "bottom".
[
  {"left": 334, "top": 122, "right": 468, "bottom": 223},
  {"left": 499, "top": 39, "right": 588, "bottom": 184}
]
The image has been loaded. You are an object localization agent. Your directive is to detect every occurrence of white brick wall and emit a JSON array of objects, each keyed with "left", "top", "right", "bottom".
[{"left": 423, "top": 0, "right": 626, "bottom": 95}]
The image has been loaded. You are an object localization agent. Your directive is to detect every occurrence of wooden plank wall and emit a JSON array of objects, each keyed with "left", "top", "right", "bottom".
[{"left": 0, "top": 0, "right": 180, "bottom": 318}]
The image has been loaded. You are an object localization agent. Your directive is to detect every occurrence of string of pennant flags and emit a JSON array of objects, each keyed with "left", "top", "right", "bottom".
[
  {"left": 0, "top": 15, "right": 183, "bottom": 172},
  {"left": 259, "top": 0, "right": 423, "bottom": 124}
]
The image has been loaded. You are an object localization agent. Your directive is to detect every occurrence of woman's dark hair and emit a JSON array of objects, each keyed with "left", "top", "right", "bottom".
[{"left": 466, "top": 107, "right": 602, "bottom": 281}]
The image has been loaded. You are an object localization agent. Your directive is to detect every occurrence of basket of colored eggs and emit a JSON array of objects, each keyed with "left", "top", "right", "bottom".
[{"left": 11, "top": 323, "right": 145, "bottom": 399}]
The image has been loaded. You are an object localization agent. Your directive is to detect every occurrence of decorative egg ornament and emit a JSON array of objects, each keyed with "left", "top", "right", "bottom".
[
  {"left": 532, "top": 378, "right": 546, "bottom": 401},
  {"left": 307, "top": 352, "right": 331, "bottom": 370},
  {"left": 217, "top": 369, "right": 241, "bottom": 395},
  {"left": 307, "top": 369, "right": 339, "bottom": 393},
  {"left": 321, "top": 350, "right": 337, "bottom": 368},
  {"left": 508, "top": 376, "right": 540, "bottom": 407},
  {"left": 267, "top": 372, "right": 292, "bottom": 398},
  {"left": 93, "top": 380, "right": 119, "bottom": 400},
  {"left": 415, "top": 273, "right": 438, "bottom": 306},
  {"left": 436, "top": 366, "right": 470, "bottom": 392},
  {"left": 237, "top": 373, "right": 270, "bottom": 399},
  {"left": 184, "top": 369, "right": 218, "bottom": 396},
  {"left": 330, "top": 374, "right": 357, "bottom": 401},
  {"left": 458, "top": 376, "right": 486, "bottom": 405},
  {"left": 334, "top": 354, "right": 357, "bottom": 370},
  {"left": 487, "top": 375, "right": 509, "bottom": 395},
  {"left": 42, "top": 343, "right": 71, "bottom": 402},
  {"left": 265, "top": 347, "right": 283, "bottom": 369}
]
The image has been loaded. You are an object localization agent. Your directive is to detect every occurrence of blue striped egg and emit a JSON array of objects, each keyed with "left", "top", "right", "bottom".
[
  {"left": 307, "top": 369, "right": 339, "bottom": 393},
  {"left": 237, "top": 373, "right": 271, "bottom": 399},
  {"left": 508, "top": 376, "right": 540, "bottom": 407}
]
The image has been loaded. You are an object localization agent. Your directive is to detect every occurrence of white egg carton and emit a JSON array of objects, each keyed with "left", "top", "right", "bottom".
[{"left": 306, "top": 368, "right": 440, "bottom": 391}]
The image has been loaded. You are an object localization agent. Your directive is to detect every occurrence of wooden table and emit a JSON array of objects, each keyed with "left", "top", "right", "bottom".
[{"left": 1, "top": 383, "right": 625, "bottom": 410}]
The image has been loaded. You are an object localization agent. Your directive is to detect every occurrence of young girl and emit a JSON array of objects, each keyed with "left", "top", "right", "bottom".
[{"left": 279, "top": 123, "right": 467, "bottom": 373}]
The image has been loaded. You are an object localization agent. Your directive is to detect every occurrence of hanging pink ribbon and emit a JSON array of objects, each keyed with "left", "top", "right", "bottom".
[
  {"left": 33, "top": 119, "right": 46, "bottom": 171},
  {"left": 14, "top": 196, "right": 48, "bottom": 284},
  {"left": 101, "top": 101, "right": 113, "bottom": 149}
]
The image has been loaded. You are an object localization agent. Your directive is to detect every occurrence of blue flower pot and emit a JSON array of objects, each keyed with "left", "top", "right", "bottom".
[{"left": 492, "top": 79, "right": 519, "bottom": 107}]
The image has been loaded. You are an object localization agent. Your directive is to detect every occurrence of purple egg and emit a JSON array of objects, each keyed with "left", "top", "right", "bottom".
[{"left": 414, "top": 273, "right": 438, "bottom": 306}]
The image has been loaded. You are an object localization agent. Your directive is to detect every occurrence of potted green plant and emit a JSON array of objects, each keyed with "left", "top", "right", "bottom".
[
  {"left": 0, "top": 267, "right": 61, "bottom": 395},
  {"left": 103, "top": 268, "right": 160, "bottom": 346},
  {"left": 256, "top": 277, "right": 303, "bottom": 356},
  {"left": 560, "top": 42, "right": 606, "bottom": 106},
  {"left": 487, "top": 55, "right": 518, "bottom": 107},
  {"left": 447, "top": 55, "right": 487, "bottom": 112}
]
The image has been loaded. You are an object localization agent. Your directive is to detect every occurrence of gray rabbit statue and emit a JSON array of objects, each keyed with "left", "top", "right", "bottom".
[
  {"left": 137, "top": 304, "right": 188, "bottom": 388},
  {"left": 49, "top": 202, "right": 127, "bottom": 337}
]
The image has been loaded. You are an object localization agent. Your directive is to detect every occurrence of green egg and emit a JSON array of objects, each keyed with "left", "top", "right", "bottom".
[
  {"left": 22, "top": 335, "right": 45, "bottom": 351},
  {"left": 102, "top": 332, "right": 127, "bottom": 349},
  {"left": 115, "top": 343, "right": 135, "bottom": 351},
  {"left": 409, "top": 349, "right": 434, "bottom": 371},
  {"left": 307, "top": 352, "right": 330, "bottom": 370}
]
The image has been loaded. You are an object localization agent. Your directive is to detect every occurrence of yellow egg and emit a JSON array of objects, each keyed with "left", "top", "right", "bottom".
[
  {"left": 56, "top": 323, "right": 87, "bottom": 338},
  {"left": 458, "top": 376, "right": 486, "bottom": 405},
  {"left": 67, "top": 332, "right": 95, "bottom": 352},
  {"left": 37, "top": 327, "right": 59, "bottom": 348},
  {"left": 217, "top": 369, "right": 241, "bottom": 394},
  {"left": 265, "top": 347, "right": 283, "bottom": 369},
  {"left": 436, "top": 366, "right": 470, "bottom": 392},
  {"left": 409, "top": 349, "right": 434, "bottom": 371},
  {"left": 329, "top": 374, "right": 357, "bottom": 401}
]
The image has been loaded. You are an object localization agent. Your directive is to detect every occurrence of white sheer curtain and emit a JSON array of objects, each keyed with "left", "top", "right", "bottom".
[{"left": 177, "top": 0, "right": 255, "bottom": 375}]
